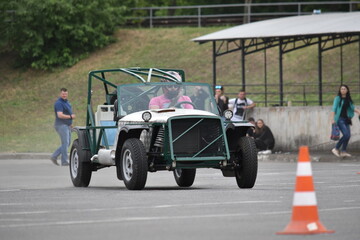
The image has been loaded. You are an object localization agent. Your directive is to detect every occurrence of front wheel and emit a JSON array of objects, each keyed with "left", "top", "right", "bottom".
[
  {"left": 173, "top": 169, "right": 196, "bottom": 187},
  {"left": 120, "top": 138, "right": 148, "bottom": 190},
  {"left": 70, "top": 139, "right": 92, "bottom": 187},
  {"left": 235, "top": 137, "right": 258, "bottom": 188}
]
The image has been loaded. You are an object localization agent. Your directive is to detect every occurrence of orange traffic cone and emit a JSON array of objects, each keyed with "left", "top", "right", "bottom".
[{"left": 277, "top": 146, "right": 335, "bottom": 235}]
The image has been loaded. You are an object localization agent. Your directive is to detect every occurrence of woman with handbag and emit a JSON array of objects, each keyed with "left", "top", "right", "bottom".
[{"left": 330, "top": 85, "right": 360, "bottom": 157}]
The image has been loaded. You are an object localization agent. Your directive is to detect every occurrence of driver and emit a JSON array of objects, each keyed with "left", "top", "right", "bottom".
[{"left": 149, "top": 71, "right": 194, "bottom": 109}]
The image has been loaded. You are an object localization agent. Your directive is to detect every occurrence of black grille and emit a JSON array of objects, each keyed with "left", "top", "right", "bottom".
[{"left": 170, "top": 118, "right": 225, "bottom": 158}]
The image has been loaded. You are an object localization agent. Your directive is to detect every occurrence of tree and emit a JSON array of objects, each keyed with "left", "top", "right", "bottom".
[{"left": 2, "top": 0, "right": 127, "bottom": 70}]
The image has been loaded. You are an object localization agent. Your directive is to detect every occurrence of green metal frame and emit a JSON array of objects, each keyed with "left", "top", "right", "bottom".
[
  {"left": 167, "top": 115, "right": 230, "bottom": 168},
  {"left": 84, "top": 68, "right": 187, "bottom": 156}
]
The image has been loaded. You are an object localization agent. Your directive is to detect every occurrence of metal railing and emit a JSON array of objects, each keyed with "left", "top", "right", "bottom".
[
  {"left": 218, "top": 81, "right": 360, "bottom": 107},
  {"left": 129, "top": 1, "right": 360, "bottom": 28}
]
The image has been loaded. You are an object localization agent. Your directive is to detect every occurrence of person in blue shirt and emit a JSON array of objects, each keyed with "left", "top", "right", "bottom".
[
  {"left": 330, "top": 85, "right": 360, "bottom": 158},
  {"left": 51, "top": 88, "right": 75, "bottom": 166}
]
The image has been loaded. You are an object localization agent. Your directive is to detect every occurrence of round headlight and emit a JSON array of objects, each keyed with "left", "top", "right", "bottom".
[
  {"left": 223, "top": 109, "right": 233, "bottom": 120},
  {"left": 142, "top": 111, "right": 152, "bottom": 122}
]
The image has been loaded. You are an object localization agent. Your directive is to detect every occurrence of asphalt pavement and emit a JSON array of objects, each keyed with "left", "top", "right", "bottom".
[
  {"left": 1, "top": 150, "right": 359, "bottom": 162},
  {"left": 0, "top": 158, "right": 359, "bottom": 240}
]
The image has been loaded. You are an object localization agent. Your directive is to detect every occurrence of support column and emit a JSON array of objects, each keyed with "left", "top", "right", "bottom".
[
  {"left": 318, "top": 37, "right": 323, "bottom": 106},
  {"left": 340, "top": 40, "right": 343, "bottom": 84},
  {"left": 264, "top": 48, "right": 268, "bottom": 107},
  {"left": 198, "top": 7, "right": 201, "bottom": 28},
  {"left": 212, "top": 41, "right": 217, "bottom": 88},
  {"left": 149, "top": 9, "right": 153, "bottom": 28},
  {"left": 279, "top": 39, "right": 284, "bottom": 106},
  {"left": 241, "top": 39, "right": 246, "bottom": 90}
]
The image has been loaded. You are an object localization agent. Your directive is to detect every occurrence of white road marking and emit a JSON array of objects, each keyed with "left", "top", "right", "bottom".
[
  {"left": 0, "top": 200, "right": 282, "bottom": 215},
  {"left": 154, "top": 200, "right": 282, "bottom": 208},
  {"left": 0, "top": 189, "right": 21, "bottom": 192},
  {"left": 339, "top": 164, "right": 360, "bottom": 167},
  {"left": 260, "top": 173, "right": 281, "bottom": 175},
  {"left": 1, "top": 206, "right": 359, "bottom": 228},
  {"left": 327, "top": 185, "right": 360, "bottom": 188},
  {"left": 344, "top": 180, "right": 360, "bottom": 183},
  {"left": 319, "top": 207, "right": 360, "bottom": 212},
  {"left": 0, "top": 203, "right": 23, "bottom": 206},
  {"left": 0, "top": 211, "right": 49, "bottom": 215}
]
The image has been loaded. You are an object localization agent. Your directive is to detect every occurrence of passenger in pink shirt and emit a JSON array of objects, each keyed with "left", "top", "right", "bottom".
[{"left": 149, "top": 71, "right": 194, "bottom": 109}]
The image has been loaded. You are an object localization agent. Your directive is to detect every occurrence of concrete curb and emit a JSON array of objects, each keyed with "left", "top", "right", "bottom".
[
  {"left": 0, "top": 152, "right": 359, "bottom": 162},
  {"left": 0, "top": 153, "right": 51, "bottom": 160},
  {"left": 257, "top": 152, "right": 359, "bottom": 162}
]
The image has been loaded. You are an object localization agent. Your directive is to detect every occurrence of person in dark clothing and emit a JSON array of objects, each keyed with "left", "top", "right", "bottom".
[
  {"left": 190, "top": 86, "right": 209, "bottom": 110},
  {"left": 214, "top": 85, "right": 229, "bottom": 115},
  {"left": 51, "top": 88, "right": 75, "bottom": 166},
  {"left": 253, "top": 119, "right": 275, "bottom": 151},
  {"left": 246, "top": 117, "right": 256, "bottom": 137}
]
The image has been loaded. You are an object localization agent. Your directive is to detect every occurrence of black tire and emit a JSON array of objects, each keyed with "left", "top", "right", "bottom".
[
  {"left": 173, "top": 169, "right": 196, "bottom": 187},
  {"left": 70, "top": 139, "right": 92, "bottom": 187},
  {"left": 120, "top": 138, "right": 148, "bottom": 190},
  {"left": 235, "top": 137, "right": 258, "bottom": 188}
]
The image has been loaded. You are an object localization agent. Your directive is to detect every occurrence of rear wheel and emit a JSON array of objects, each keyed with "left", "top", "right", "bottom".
[
  {"left": 70, "top": 139, "right": 92, "bottom": 187},
  {"left": 235, "top": 137, "right": 258, "bottom": 188},
  {"left": 120, "top": 138, "right": 148, "bottom": 190},
  {"left": 173, "top": 169, "right": 196, "bottom": 187}
]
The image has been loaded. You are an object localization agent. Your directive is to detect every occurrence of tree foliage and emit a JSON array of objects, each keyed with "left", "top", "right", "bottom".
[
  {"left": 1, "top": 0, "right": 354, "bottom": 70},
  {"left": 1, "top": 0, "right": 127, "bottom": 70}
]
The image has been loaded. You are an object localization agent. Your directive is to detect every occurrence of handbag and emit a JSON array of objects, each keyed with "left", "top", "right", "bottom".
[{"left": 330, "top": 123, "right": 340, "bottom": 141}]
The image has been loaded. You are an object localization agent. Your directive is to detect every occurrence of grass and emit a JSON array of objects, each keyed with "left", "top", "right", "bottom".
[{"left": 0, "top": 27, "right": 359, "bottom": 153}]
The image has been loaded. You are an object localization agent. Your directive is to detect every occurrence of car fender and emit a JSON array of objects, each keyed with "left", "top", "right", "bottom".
[
  {"left": 71, "top": 127, "right": 91, "bottom": 162},
  {"left": 115, "top": 125, "right": 149, "bottom": 181},
  {"left": 115, "top": 125, "right": 149, "bottom": 160}
]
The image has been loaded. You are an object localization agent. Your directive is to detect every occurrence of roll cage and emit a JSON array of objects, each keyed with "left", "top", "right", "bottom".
[{"left": 83, "top": 68, "right": 217, "bottom": 156}]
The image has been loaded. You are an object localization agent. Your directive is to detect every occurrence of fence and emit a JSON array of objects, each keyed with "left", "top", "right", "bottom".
[
  {"left": 128, "top": 1, "right": 360, "bottom": 28},
  {"left": 219, "top": 82, "right": 360, "bottom": 107}
]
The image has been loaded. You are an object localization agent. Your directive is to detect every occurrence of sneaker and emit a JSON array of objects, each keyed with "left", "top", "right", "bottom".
[
  {"left": 340, "top": 152, "right": 352, "bottom": 158},
  {"left": 50, "top": 157, "right": 59, "bottom": 166},
  {"left": 61, "top": 162, "right": 69, "bottom": 166},
  {"left": 331, "top": 148, "right": 340, "bottom": 157},
  {"left": 263, "top": 150, "right": 272, "bottom": 155}
]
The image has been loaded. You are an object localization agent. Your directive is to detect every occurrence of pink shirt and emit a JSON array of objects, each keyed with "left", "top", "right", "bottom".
[{"left": 149, "top": 95, "right": 194, "bottom": 109}]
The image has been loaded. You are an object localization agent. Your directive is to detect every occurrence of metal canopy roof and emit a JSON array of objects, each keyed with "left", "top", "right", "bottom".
[
  {"left": 192, "top": 12, "right": 360, "bottom": 43},
  {"left": 191, "top": 12, "right": 360, "bottom": 106}
]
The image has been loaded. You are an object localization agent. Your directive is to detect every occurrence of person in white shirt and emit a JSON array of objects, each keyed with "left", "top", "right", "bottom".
[{"left": 228, "top": 90, "right": 256, "bottom": 121}]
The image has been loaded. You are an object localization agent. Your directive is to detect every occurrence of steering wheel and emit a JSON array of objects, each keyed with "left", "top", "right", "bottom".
[{"left": 173, "top": 101, "right": 196, "bottom": 109}]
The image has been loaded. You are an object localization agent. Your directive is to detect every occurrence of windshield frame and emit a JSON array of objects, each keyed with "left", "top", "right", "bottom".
[{"left": 116, "top": 82, "right": 219, "bottom": 117}]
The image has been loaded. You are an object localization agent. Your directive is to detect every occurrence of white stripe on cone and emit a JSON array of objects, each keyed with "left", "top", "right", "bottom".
[
  {"left": 296, "top": 162, "right": 312, "bottom": 176},
  {"left": 293, "top": 192, "right": 317, "bottom": 206}
]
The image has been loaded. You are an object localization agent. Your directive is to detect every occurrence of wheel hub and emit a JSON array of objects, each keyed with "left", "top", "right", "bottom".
[
  {"left": 122, "top": 149, "right": 133, "bottom": 181},
  {"left": 71, "top": 149, "right": 79, "bottom": 178}
]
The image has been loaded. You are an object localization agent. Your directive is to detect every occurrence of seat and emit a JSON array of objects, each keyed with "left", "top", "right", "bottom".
[{"left": 95, "top": 105, "right": 117, "bottom": 146}]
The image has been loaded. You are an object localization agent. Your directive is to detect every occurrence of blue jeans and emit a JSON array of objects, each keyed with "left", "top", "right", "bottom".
[
  {"left": 335, "top": 117, "right": 351, "bottom": 152},
  {"left": 52, "top": 124, "right": 71, "bottom": 164}
]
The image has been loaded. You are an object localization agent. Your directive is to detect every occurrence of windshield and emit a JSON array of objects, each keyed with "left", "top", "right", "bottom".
[{"left": 116, "top": 82, "right": 219, "bottom": 117}]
